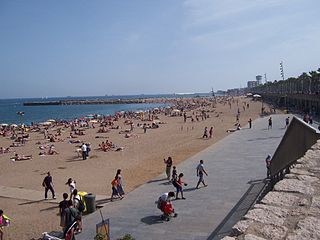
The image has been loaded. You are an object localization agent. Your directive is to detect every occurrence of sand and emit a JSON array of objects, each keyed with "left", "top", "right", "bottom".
[{"left": 0, "top": 96, "right": 268, "bottom": 239}]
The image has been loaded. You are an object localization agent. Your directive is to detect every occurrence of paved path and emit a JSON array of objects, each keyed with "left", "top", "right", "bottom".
[{"left": 78, "top": 114, "right": 289, "bottom": 240}]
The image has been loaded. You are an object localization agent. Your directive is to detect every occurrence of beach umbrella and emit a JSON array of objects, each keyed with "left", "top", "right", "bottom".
[
  {"left": 89, "top": 120, "right": 98, "bottom": 123},
  {"left": 246, "top": 93, "right": 253, "bottom": 96},
  {"left": 253, "top": 94, "right": 261, "bottom": 98},
  {"left": 172, "top": 109, "right": 181, "bottom": 113},
  {"left": 86, "top": 114, "right": 94, "bottom": 119},
  {"left": 47, "top": 119, "right": 56, "bottom": 122},
  {"left": 1, "top": 123, "right": 8, "bottom": 126},
  {"left": 41, "top": 121, "right": 52, "bottom": 126},
  {"left": 11, "top": 124, "right": 18, "bottom": 128}
]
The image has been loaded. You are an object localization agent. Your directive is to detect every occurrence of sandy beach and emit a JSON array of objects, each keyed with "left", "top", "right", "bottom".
[{"left": 0, "top": 96, "right": 270, "bottom": 239}]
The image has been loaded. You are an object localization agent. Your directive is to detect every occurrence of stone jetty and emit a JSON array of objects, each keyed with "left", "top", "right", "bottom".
[
  {"left": 223, "top": 139, "right": 320, "bottom": 240},
  {"left": 23, "top": 99, "right": 148, "bottom": 106}
]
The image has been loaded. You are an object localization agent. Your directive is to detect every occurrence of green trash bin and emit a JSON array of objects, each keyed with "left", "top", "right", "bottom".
[{"left": 84, "top": 193, "right": 96, "bottom": 214}]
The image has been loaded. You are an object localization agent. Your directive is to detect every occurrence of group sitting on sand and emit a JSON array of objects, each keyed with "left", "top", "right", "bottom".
[
  {"left": 39, "top": 145, "right": 59, "bottom": 156},
  {"left": 98, "top": 141, "right": 124, "bottom": 152},
  {"left": 0, "top": 147, "right": 10, "bottom": 154}
]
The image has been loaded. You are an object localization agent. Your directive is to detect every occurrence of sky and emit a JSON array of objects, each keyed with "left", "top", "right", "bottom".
[{"left": 1, "top": 0, "right": 319, "bottom": 98}]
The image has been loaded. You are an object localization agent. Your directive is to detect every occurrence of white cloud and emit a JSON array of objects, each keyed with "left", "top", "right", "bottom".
[{"left": 183, "top": 0, "right": 291, "bottom": 27}]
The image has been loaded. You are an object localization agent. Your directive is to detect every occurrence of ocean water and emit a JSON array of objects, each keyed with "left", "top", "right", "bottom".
[{"left": 0, "top": 94, "right": 210, "bottom": 125}]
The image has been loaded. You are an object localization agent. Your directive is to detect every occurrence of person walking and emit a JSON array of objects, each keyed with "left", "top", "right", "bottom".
[
  {"left": 72, "top": 189, "right": 84, "bottom": 233},
  {"left": 81, "top": 143, "right": 87, "bottom": 160},
  {"left": 63, "top": 200, "right": 79, "bottom": 240},
  {"left": 268, "top": 117, "right": 272, "bottom": 130},
  {"left": 173, "top": 173, "right": 187, "bottom": 200},
  {"left": 65, "top": 178, "right": 76, "bottom": 199},
  {"left": 115, "top": 169, "right": 125, "bottom": 198},
  {"left": 111, "top": 177, "right": 122, "bottom": 201},
  {"left": 59, "top": 193, "right": 69, "bottom": 231},
  {"left": 248, "top": 118, "right": 252, "bottom": 129},
  {"left": 266, "top": 155, "right": 272, "bottom": 178},
  {"left": 164, "top": 157, "right": 173, "bottom": 180},
  {"left": 196, "top": 160, "right": 208, "bottom": 189},
  {"left": 86, "top": 143, "right": 91, "bottom": 158},
  {"left": 285, "top": 117, "right": 290, "bottom": 128},
  {"left": 209, "top": 127, "right": 214, "bottom": 138},
  {"left": 42, "top": 171, "right": 56, "bottom": 200},
  {"left": 202, "top": 127, "right": 208, "bottom": 138}
]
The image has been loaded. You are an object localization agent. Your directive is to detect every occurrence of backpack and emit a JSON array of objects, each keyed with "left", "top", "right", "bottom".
[{"left": 76, "top": 197, "right": 85, "bottom": 212}]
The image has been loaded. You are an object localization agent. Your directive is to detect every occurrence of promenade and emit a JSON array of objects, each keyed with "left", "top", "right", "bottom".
[{"left": 78, "top": 114, "right": 289, "bottom": 240}]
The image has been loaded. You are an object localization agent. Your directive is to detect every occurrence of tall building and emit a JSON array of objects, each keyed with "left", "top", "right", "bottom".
[
  {"left": 247, "top": 81, "right": 258, "bottom": 88},
  {"left": 256, "top": 75, "right": 263, "bottom": 85}
]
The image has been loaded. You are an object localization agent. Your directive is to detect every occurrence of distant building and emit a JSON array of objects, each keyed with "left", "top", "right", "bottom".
[
  {"left": 216, "top": 90, "right": 226, "bottom": 95},
  {"left": 247, "top": 81, "right": 258, "bottom": 88},
  {"left": 256, "top": 75, "right": 263, "bottom": 85},
  {"left": 227, "top": 88, "right": 245, "bottom": 96}
]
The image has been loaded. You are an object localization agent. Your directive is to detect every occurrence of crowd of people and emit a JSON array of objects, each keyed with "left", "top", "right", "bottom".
[
  {"left": 3, "top": 95, "right": 316, "bottom": 239},
  {"left": 157, "top": 157, "right": 209, "bottom": 221}
]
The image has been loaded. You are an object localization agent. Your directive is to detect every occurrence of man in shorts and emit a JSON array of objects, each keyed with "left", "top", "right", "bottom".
[{"left": 196, "top": 160, "right": 208, "bottom": 189}]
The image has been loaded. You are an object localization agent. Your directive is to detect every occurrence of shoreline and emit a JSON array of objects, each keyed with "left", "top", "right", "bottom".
[{"left": 0, "top": 96, "right": 270, "bottom": 239}]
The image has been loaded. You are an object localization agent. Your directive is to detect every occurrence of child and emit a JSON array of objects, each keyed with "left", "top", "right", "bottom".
[
  {"left": 174, "top": 173, "right": 187, "bottom": 200},
  {"left": 0, "top": 209, "right": 10, "bottom": 240},
  {"left": 171, "top": 166, "right": 177, "bottom": 183}
]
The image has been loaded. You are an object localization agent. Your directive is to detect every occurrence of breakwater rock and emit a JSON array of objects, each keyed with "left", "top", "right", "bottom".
[
  {"left": 23, "top": 99, "right": 147, "bottom": 106},
  {"left": 223, "top": 139, "right": 320, "bottom": 240}
]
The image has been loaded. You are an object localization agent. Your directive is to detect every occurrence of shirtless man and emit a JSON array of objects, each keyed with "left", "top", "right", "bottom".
[{"left": 11, "top": 153, "right": 32, "bottom": 162}]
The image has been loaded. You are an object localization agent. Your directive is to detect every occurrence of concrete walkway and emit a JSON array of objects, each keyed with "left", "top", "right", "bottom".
[{"left": 78, "top": 114, "right": 289, "bottom": 240}]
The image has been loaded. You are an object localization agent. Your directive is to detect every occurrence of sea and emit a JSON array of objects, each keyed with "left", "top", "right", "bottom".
[{"left": 0, "top": 93, "right": 211, "bottom": 125}]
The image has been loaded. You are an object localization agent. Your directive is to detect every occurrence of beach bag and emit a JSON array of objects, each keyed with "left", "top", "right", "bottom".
[
  {"left": 78, "top": 191, "right": 88, "bottom": 212},
  {"left": 77, "top": 198, "right": 85, "bottom": 213}
]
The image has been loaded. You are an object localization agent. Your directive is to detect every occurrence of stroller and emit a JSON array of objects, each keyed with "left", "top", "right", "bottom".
[
  {"left": 157, "top": 198, "right": 178, "bottom": 221},
  {"left": 42, "top": 221, "right": 77, "bottom": 240}
]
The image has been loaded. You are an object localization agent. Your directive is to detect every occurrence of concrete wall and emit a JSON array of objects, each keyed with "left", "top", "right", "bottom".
[{"left": 270, "top": 116, "right": 320, "bottom": 176}]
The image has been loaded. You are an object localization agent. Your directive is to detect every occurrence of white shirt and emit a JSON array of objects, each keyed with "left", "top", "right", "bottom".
[
  {"left": 81, "top": 144, "right": 87, "bottom": 152},
  {"left": 197, "top": 163, "right": 204, "bottom": 173},
  {"left": 69, "top": 181, "right": 76, "bottom": 194},
  {"left": 159, "top": 193, "right": 168, "bottom": 202}
]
